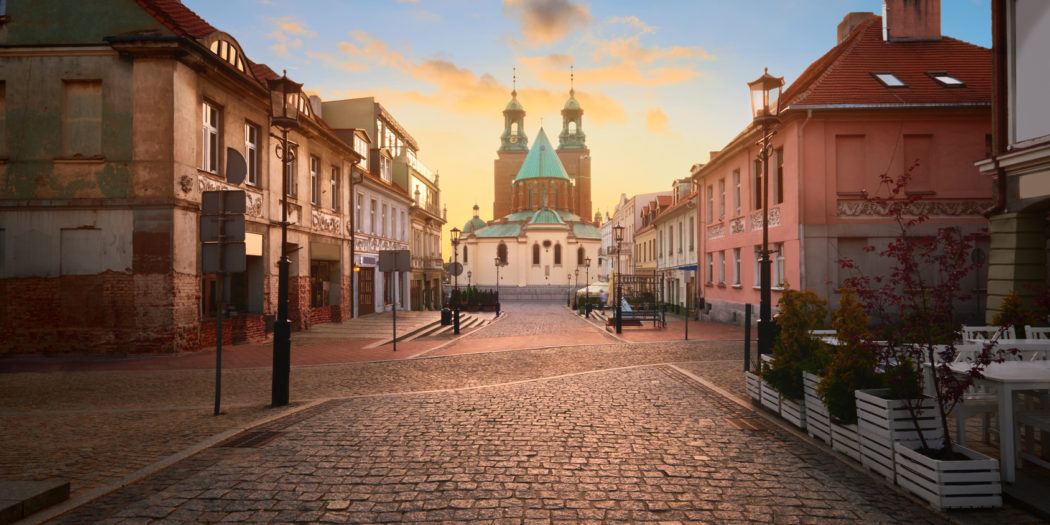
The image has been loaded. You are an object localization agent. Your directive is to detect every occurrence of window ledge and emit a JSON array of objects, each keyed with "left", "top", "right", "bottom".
[
  {"left": 732, "top": 283, "right": 742, "bottom": 288},
  {"left": 54, "top": 156, "right": 105, "bottom": 164},
  {"left": 717, "top": 282, "right": 726, "bottom": 288}
]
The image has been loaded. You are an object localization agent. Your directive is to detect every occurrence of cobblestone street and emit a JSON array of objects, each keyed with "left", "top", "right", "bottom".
[{"left": 1, "top": 303, "right": 1041, "bottom": 523}]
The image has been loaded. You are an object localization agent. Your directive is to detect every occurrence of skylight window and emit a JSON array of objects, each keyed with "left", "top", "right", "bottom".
[
  {"left": 872, "top": 72, "right": 906, "bottom": 88},
  {"left": 928, "top": 72, "right": 965, "bottom": 88}
]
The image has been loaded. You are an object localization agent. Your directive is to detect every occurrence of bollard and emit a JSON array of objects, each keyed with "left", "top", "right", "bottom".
[{"left": 744, "top": 303, "right": 752, "bottom": 372}]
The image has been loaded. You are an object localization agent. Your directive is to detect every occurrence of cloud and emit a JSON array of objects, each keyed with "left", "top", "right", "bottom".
[
  {"left": 646, "top": 107, "right": 671, "bottom": 134},
  {"left": 266, "top": 18, "right": 315, "bottom": 58},
  {"left": 412, "top": 10, "right": 443, "bottom": 23},
  {"left": 276, "top": 18, "right": 316, "bottom": 37},
  {"left": 502, "top": 0, "right": 591, "bottom": 45}
]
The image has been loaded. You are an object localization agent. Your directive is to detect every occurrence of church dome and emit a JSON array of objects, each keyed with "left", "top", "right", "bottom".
[
  {"left": 504, "top": 91, "right": 524, "bottom": 112},
  {"left": 463, "top": 216, "right": 487, "bottom": 233},
  {"left": 563, "top": 90, "right": 581, "bottom": 111}
]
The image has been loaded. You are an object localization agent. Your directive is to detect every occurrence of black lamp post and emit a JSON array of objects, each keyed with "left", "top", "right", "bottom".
[
  {"left": 584, "top": 256, "right": 592, "bottom": 318},
  {"left": 467, "top": 270, "right": 472, "bottom": 287},
  {"left": 613, "top": 224, "right": 625, "bottom": 334},
  {"left": 748, "top": 67, "right": 784, "bottom": 356},
  {"left": 450, "top": 227, "right": 461, "bottom": 334},
  {"left": 267, "top": 71, "right": 302, "bottom": 408},
  {"left": 494, "top": 256, "right": 504, "bottom": 317},
  {"left": 574, "top": 268, "right": 579, "bottom": 309}
]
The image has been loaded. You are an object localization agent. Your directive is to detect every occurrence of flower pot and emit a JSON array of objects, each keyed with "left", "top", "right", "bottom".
[
  {"left": 856, "top": 388, "right": 944, "bottom": 482},
  {"left": 780, "top": 396, "right": 806, "bottom": 430},
  {"left": 831, "top": 422, "right": 861, "bottom": 462},
  {"left": 804, "top": 372, "right": 831, "bottom": 445},
  {"left": 744, "top": 371, "right": 761, "bottom": 403},
  {"left": 894, "top": 444, "right": 1002, "bottom": 510}
]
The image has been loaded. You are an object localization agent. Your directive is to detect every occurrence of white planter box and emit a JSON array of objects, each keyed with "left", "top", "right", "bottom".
[
  {"left": 744, "top": 371, "right": 761, "bottom": 402},
  {"left": 759, "top": 355, "right": 780, "bottom": 412},
  {"left": 856, "top": 388, "right": 944, "bottom": 482},
  {"left": 780, "top": 396, "right": 806, "bottom": 430},
  {"left": 895, "top": 444, "right": 1002, "bottom": 510},
  {"left": 831, "top": 422, "right": 861, "bottom": 462},
  {"left": 804, "top": 372, "right": 831, "bottom": 445}
]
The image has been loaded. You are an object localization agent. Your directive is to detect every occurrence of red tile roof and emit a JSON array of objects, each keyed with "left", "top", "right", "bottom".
[
  {"left": 657, "top": 195, "right": 673, "bottom": 207},
  {"left": 134, "top": 0, "right": 216, "bottom": 38},
  {"left": 783, "top": 15, "right": 991, "bottom": 108},
  {"left": 653, "top": 191, "right": 698, "bottom": 223}
]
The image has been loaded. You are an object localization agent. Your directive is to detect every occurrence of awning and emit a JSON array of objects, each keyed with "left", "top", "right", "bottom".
[{"left": 678, "top": 265, "right": 698, "bottom": 271}]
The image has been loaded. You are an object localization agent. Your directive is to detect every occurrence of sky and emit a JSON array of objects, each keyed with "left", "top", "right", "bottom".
[{"left": 185, "top": 0, "right": 992, "bottom": 256}]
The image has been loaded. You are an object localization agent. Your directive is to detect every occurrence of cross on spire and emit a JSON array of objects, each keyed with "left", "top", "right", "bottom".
[
  {"left": 570, "top": 65, "right": 574, "bottom": 96},
  {"left": 512, "top": 67, "right": 517, "bottom": 97}
]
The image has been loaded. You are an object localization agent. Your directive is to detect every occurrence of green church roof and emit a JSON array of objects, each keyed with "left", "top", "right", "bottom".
[
  {"left": 504, "top": 93, "right": 523, "bottom": 112},
  {"left": 463, "top": 217, "right": 487, "bottom": 233},
  {"left": 563, "top": 92, "right": 581, "bottom": 111},
  {"left": 572, "top": 223, "right": 602, "bottom": 239},
  {"left": 513, "top": 128, "right": 571, "bottom": 182},
  {"left": 527, "top": 207, "right": 565, "bottom": 225},
  {"left": 475, "top": 223, "right": 522, "bottom": 238}
]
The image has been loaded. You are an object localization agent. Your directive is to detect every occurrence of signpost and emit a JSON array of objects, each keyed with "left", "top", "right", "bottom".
[{"left": 379, "top": 249, "right": 411, "bottom": 351}]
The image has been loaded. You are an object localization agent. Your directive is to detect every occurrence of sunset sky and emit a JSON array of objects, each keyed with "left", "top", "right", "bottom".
[{"left": 186, "top": 0, "right": 991, "bottom": 254}]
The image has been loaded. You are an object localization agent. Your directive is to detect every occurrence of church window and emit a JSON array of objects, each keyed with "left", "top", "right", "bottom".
[
  {"left": 554, "top": 244, "right": 562, "bottom": 265},
  {"left": 577, "top": 247, "right": 584, "bottom": 265},
  {"left": 497, "top": 243, "right": 508, "bottom": 265},
  {"left": 463, "top": 245, "right": 468, "bottom": 263},
  {"left": 568, "top": 121, "right": 577, "bottom": 135},
  {"left": 511, "top": 122, "right": 518, "bottom": 135},
  {"left": 532, "top": 244, "right": 540, "bottom": 265}
]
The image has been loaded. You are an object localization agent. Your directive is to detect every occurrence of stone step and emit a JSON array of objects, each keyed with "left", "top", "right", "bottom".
[{"left": 0, "top": 479, "right": 69, "bottom": 525}]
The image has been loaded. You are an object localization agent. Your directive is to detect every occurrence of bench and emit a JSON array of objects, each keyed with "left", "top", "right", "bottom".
[{"left": 605, "top": 309, "right": 665, "bottom": 328}]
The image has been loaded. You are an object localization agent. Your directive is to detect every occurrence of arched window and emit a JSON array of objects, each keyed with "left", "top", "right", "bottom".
[
  {"left": 497, "top": 243, "right": 508, "bottom": 265},
  {"left": 511, "top": 122, "right": 518, "bottom": 135},
  {"left": 554, "top": 244, "right": 562, "bottom": 265},
  {"left": 577, "top": 247, "right": 584, "bottom": 265},
  {"left": 532, "top": 244, "right": 540, "bottom": 265},
  {"left": 463, "top": 245, "right": 468, "bottom": 263},
  {"left": 568, "top": 121, "right": 577, "bottom": 135}
]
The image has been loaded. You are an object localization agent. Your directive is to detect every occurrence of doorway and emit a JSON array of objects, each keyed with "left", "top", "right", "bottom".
[{"left": 358, "top": 267, "right": 375, "bottom": 315}]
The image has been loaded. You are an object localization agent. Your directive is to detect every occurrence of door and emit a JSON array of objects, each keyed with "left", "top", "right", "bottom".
[{"left": 358, "top": 267, "right": 375, "bottom": 315}]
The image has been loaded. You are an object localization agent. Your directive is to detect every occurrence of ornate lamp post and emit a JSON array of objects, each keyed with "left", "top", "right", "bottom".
[
  {"left": 267, "top": 71, "right": 302, "bottom": 408},
  {"left": 748, "top": 68, "right": 784, "bottom": 356},
  {"left": 574, "top": 268, "right": 580, "bottom": 310},
  {"left": 494, "top": 256, "right": 505, "bottom": 317},
  {"left": 584, "top": 256, "right": 592, "bottom": 318},
  {"left": 613, "top": 224, "right": 625, "bottom": 334},
  {"left": 450, "top": 227, "right": 461, "bottom": 334}
]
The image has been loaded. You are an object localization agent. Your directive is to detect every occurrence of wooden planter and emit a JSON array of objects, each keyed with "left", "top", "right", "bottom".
[
  {"left": 856, "top": 388, "right": 944, "bottom": 482},
  {"left": 744, "top": 371, "right": 761, "bottom": 403},
  {"left": 803, "top": 372, "right": 831, "bottom": 445},
  {"left": 831, "top": 422, "right": 861, "bottom": 462},
  {"left": 780, "top": 396, "right": 806, "bottom": 430},
  {"left": 895, "top": 444, "right": 1002, "bottom": 510},
  {"left": 759, "top": 355, "right": 780, "bottom": 413}
]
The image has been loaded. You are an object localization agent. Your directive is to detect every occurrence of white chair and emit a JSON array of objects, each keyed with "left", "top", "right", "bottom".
[
  {"left": 961, "top": 325, "right": 1016, "bottom": 343},
  {"left": 808, "top": 329, "right": 838, "bottom": 345}
]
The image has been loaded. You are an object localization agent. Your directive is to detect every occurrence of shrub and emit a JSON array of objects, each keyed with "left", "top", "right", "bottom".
[
  {"left": 991, "top": 290, "right": 1041, "bottom": 337},
  {"left": 819, "top": 288, "right": 883, "bottom": 423},
  {"left": 764, "top": 288, "right": 829, "bottom": 401}
]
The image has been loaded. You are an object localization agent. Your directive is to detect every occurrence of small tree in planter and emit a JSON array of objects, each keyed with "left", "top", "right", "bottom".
[
  {"left": 839, "top": 169, "right": 1008, "bottom": 507},
  {"left": 764, "top": 288, "right": 829, "bottom": 428},
  {"left": 991, "top": 289, "right": 1042, "bottom": 338}
]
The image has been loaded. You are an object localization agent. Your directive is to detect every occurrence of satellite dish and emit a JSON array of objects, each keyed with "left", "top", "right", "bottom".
[
  {"left": 450, "top": 262, "right": 464, "bottom": 276},
  {"left": 226, "top": 148, "right": 247, "bottom": 185}
]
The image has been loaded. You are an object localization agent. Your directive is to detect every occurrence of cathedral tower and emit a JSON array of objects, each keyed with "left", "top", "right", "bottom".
[
  {"left": 493, "top": 71, "right": 528, "bottom": 219},
  {"left": 556, "top": 71, "right": 592, "bottom": 221}
]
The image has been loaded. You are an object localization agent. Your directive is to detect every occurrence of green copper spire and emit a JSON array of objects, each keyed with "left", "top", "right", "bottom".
[{"left": 513, "top": 128, "right": 571, "bottom": 182}]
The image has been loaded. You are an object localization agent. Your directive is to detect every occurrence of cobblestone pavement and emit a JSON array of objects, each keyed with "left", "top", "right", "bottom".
[
  {"left": 2, "top": 302, "right": 1043, "bottom": 523},
  {"left": 56, "top": 366, "right": 949, "bottom": 524}
]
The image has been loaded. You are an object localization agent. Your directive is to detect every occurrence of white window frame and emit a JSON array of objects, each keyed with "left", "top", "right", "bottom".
[
  {"left": 706, "top": 185, "right": 714, "bottom": 222},
  {"left": 331, "top": 166, "right": 340, "bottom": 211},
  {"left": 284, "top": 145, "right": 298, "bottom": 197},
  {"left": 718, "top": 251, "right": 725, "bottom": 284},
  {"left": 356, "top": 192, "right": 363, "bottom": 232},
  {"left": 733, "top": 248, "right": 741, "bottom": 286},
  {"left": 370, "top": 198, "right": 377, "bottom": 234},
  {"left": 245, "top": 122, "right": 259, "bottom": 186},
  {"left": 202, "top": 101, "right": 220, "bottom": 174},
  {"left": 718, "top": 178, "right": 725, "bottom": 220},
  {"left": 732, "top": 169, "right": 741, "bottom": 216},
  {"left": 705, "top": 253, "right": 713, "bottom": 284},
  {"left": 310, "top": 156, "right": 320, "bottom": 205},
  {"left": 774, "top": 242, "right": 785, "bottom": 288},
  {"left": 753, "top": 246, "right": 762, "bottom": 288},
  {"left": 382, "top": 203, "right": 388, "bottom": 237}
]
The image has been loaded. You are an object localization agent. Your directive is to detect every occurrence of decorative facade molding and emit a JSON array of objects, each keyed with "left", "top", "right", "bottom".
[
  {"left": 729, "top": 217, "right": 746, "bottom": 235},
  {"left": 749, "top": 207, "right": 781, "bottom": 231},
  {"left": 354, "top": 235, "right": 410, "bottom": 255},
  {"left": 706, "top": 223, "right": 724, "bottom": 240},
  {"left": 197, "top": 175, "right": 264, "bottom": 217},
  {"left": 836, "top": 199, "right": 993, "bottom": 218},
  {"left": 312, "top": 209, "right": 341, "bottom": 234}
]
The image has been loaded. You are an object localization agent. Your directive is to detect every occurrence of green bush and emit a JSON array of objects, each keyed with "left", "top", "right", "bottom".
[
  {"left": 819, "top": 288, "right": 884, "bottom": 423},
  {"left": 764, "top": 288, "right": 829, "bottom": 401}
]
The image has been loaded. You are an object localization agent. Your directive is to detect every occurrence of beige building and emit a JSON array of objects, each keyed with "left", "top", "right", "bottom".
[{"left": 0, "top": 1, "right": 361, "bottom": 354}]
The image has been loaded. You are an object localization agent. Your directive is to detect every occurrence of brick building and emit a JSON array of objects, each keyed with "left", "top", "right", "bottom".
[{"left": 0, "top": 0, "right": 362, "bottom": 355}]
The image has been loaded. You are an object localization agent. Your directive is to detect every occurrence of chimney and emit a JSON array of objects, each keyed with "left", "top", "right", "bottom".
[
  {"left": 882, "top": 0, "right": 941, "bottom": 42},
  {"left": 309, "top": 95, "right": 323, "bottom": 118},
  {"left": 838, "top": 12, "right": 877, "bottom": 43}
]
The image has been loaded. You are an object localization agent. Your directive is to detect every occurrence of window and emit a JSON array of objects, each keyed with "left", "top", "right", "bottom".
[
  {"left": 677, "top": 222, "right": 683, "bottom": 254},
  {"left": 310, "top": 260, "right": 333, "bottom": 307},
  {"left": 732, "top": 169, "right": 741, "bottom": 215},
  {"left": 752, "top": 160, "right": 763, "bottom": 210},
  {"left": 718, "top": 251, "right": 726, "bottom": 284},
  {"left": 400, "top": 211, "right": 406, "bottom": 240},
  {"left": 463, "top": 245, "right": 468, "bottom": 263},
  {"left": 284, "top": 145, "right": 298, "bottom": 197},
  {"left": 532, "top": 244, "right": 540, "bottom": 265},
  {"left": 774, "top": 242, "right": 785, "bottom": 287},
  {"left": 706, "top": 185, "right": 714, "bottom": 222},
  {"left": 201, "top": 100, "right": 220, "bottom": 172},
  {"left": 733, "top": 248, "right": 741, "bottom": 286},
  {"left": 62, "top": 81, "right": 103, "bottom": 158},
  {"left": 774, "top": 148, "right": 784, "bottom": 205},
  {"left": 498, "top": 243, "right": 508, "bottom": 265},
  {"left": 754, "top": 246, "right": 762, "bottom": 287},
  {"left": 380, "top": 156, "right": 392, "bottom": 182},
  {"left": 577, "top": 247, "right": 584, "bottom": 265},
  {"left": 331, "top": 166, "right": 340, "bottom": 211},
  {"left": 370, "top": 199, "right": 377, "bottom": 234},
  {"left": 927, "top": 71, "right": 964, "bottom": 88},
  {"left": 245, "top": 122, "right": 259, "bottom": 186},
  {"left": 381, "top": 203, "right": 388, "bottom": 237},
  {"left": 668, "top": 227, "right": 673, "bottom": 255},
  {"left": 718, "top": 178, "right": 725, "bottom": 219},
  {"left": 872, "top": 72, "right": 906, "bottom": 88},
  {"left": 356, "top": 193, "right": 363, "bottom": 232},
  {"left": 706, "top": 253, "right": 713, "bottom": 284},
  {"left": 689, "top": 220, "right": 694, "bottom": 251},
  {"left": 554, "top": 244, "right": 562, "bottom": 265},
  {"left": 310, "top": 156, "right": 320, "bottom": 205}
]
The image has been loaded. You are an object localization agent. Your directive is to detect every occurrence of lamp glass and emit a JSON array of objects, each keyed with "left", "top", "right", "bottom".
[
  {"left": 613, "top": 224, "right": 625, "bottom": 244},
  {"left": 450, "top": 227, "right": 460, "bottom": 244},
  {"left": 267, "top": 75, "right": 303, "bottom": 125},
  {"left": 747, "top": 69, "right": 784, "bottom": 120}
]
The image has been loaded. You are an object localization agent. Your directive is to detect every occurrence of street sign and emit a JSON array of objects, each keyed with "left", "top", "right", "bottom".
[
  {"left": 201, "top": 190, "right": 247, "bottom": 273},
  {"left": 450, "top": 262, "right": 463, "bottom": 276},
  {"left": 379, "top": 249, "right": 411, "bottom": 272},
  {"left": 200, "top": 215, "right": 245, "bottom": 243},
  {"left": 203, "top": 242, "right": 246, "bottom": 273}
]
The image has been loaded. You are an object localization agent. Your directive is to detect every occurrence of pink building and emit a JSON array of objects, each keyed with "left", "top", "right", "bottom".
[{"left": 693, "top": 2, "right": 993, "bottom": 324}]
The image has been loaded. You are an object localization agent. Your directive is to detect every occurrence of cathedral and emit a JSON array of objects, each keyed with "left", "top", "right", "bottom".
[{"left": 455, "top": 82, "right": 601, "bottom": 288}]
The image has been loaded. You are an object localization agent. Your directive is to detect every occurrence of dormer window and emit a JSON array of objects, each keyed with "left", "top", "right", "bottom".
[
  {"left": 209, "top": 39, "right": 247, "bottom": 73},
  {"left": 927, "top": 72, "right": 965, "bottom": 88},
  {"left": 871, "top": 72, "right": 906, "bottom": 88}
]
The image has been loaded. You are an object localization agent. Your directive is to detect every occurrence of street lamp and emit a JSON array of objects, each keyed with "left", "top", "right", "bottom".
[
  {"left": 467, "top": 270, "right": 472, "bottom": 287},
  {"left": 584, "top": 256, "right": 592, "bottom": 318},
  {"left": 267, "top": 70, "right": 302, "bottom": 408},
  {"left": 494, "top": 256, "right": 505, "bottom": 317},
  {"left": 450, "top": 227, "right": 461, "bottom": 335},
  {"left": 574, "top": 268, "right": 580, "bottom": 310},
  {"left": 613, "top": 224, "right": 625, "bottom": 334},
  {"left": 748, "top": 67, "right": 784, "bottom": 356}
]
